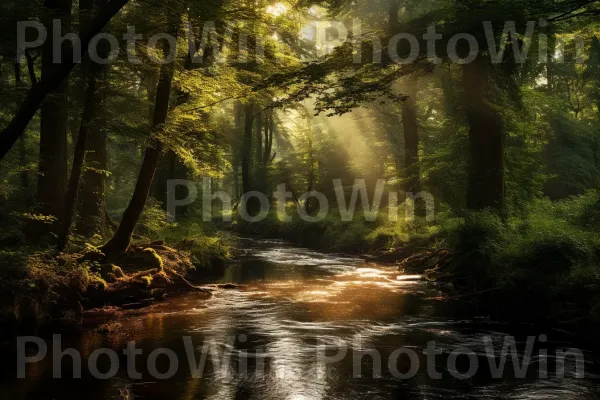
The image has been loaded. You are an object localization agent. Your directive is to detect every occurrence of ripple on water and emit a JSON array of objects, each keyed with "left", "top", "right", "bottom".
[{"left": 4, "top": 239, "right": 599, "bottom": 400}]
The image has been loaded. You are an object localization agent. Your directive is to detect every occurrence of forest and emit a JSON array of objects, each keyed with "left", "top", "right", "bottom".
[{"left": 1, "top": 0, "right": 600, "bottom": 397}]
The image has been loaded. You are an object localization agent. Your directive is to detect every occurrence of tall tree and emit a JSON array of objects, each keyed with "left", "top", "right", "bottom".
[
  {"left": 401, "top": 78, "right": 421, "bottom": 195},
  {"left": 14, "top": 62, "right": 30, "bottom": 200},
  {"left": 241, "top": 103, "right": 255, "bottom": 195},
  {"left": 37, "top": 0, "right": 72, "bottom": 230},
  {"left": 101, "top": 15, "right": 179, "bottom": 257},
  {"left": 463, "top": 57, "right": 505, "bottom": 211},
  {"left": 58, "top": 0, "right": 111, "bottom": 249}
]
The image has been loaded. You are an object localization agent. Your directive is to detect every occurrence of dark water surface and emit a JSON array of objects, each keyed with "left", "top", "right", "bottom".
[{"left": 2, "top": 238, "right": 600, "bottom": 399}]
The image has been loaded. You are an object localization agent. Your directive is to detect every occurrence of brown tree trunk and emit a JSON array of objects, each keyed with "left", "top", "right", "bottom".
[
  {"left": 76, "top": 120, "right": 107, "bottom": 236},
  {"left": 232, "top": 101, "right": 244, "bottom": 199},
  {"left": 57, "top": 72, "right": 100, "bottom": 250},
  {"left": 101, "top": 21, "right": 177, "bottom": 257},
  {"left": 263, "top": 111, "right": 274, "bottom": 165},
  {"left": 37, "top": 0, "right": 72, "bottom": 232},
  {"left": 14, "top": 63, "right": 30, "bottom": 198},
  {"left": 401, "top": 78, "right": 421, "bottom": 195},
  {"left": 58, "top": 0, "right": 110, "bottom": 249},
  {"left": 241, "top": 103, "right": 255, "bottom": 194},
  {"left": 305, "top": 137, "right": 316, "bottom": 214},
  {"left": 463, "top": 57, "right": 505, "bottom": 211},
  {"left": 254, "top": 106, "right": 263, "bottom": 170}
]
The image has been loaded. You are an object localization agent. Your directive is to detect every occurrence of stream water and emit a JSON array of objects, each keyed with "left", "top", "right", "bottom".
[{"left": 2, "top": 237, "right": 600, "bottom": 399}]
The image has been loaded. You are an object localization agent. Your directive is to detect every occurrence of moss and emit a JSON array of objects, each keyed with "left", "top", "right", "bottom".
[
  {"left": 98, "top": 264, "right": 125, "bottom": 281},
  {"left": 140, "top": 275, "right": 153, "bottom": 286},
  {"left": 141, "top": 248, "right": 164, "bottom": 270}
]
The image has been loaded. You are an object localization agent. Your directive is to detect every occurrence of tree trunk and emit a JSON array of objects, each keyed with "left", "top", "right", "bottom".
[
  {"left": 14, "top": 63, "right": 30, "bottom": 198},
  {"left": 546, "top": 27, "right": 557, "bottom": 93},
  {"left": 232, "top": 101, "right": 244, "bottom": 199},
  {"left": 263, "top": 111, "right": 274, "bottom": 165},
  {"left": 58, "top": 0, "right": 110, "bottom": 249},
  {"left": 463, "top": 57, "right": 505, "bottom": 211},
  {"left": 401, "top": 78, "right": 421, "bottom": 195},
  {"left": 76, "top": 119, "right": 107, "bottom": 237},
  {"left": 57, "top": 72, "right": 100, "bottom": 250},
  {"left": 254, "top": 106, "right": 263, "bottom": 171},
  {"left": 37, "top": 0, "right": 72, "bottom": 232},
  {"left": 305, "top": 137, "right": 316, "bottom": 213},
  {"left": 101, "top": 21, "right": 177, "bottom": 257},
  {"left": 241, "top": 103, "right": 255, "bottom": 194},
  {"left": 0, "top": 0, "right": 130, "bottom": 161}
]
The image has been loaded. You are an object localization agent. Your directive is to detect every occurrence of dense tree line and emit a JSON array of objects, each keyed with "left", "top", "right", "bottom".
[{"left": 0, "top": 0, "right": 599, "bottom": 256}]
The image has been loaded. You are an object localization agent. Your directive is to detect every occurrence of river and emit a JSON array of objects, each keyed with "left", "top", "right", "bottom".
[{"left": 2, "top": 237, "right": 600, "bottom": 399}]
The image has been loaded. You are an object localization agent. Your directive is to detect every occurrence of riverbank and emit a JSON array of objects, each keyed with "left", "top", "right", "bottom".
[
  {"left": 7, "top": 238, "right": 598, "bottom": 399},
  {"left": 235, "top": 193, "right": 600, "bottom": 339},
  {"left": 0, "top": 235, "right": 233, "bottom": 332}
]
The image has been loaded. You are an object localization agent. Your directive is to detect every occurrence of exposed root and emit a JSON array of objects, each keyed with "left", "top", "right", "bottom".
[
  {"left": 170, "top": 271, "right": 213, "bottom": 293},
  {"left": 397, "top": 248, "right": 454, "bottom": 274}
]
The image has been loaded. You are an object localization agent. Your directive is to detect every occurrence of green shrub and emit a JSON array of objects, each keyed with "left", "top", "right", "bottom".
[{"left": 176, "top": 236, "right": 232, "bottom": 275}]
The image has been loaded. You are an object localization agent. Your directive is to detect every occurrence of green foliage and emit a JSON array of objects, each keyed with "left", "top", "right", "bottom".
[
  {"left": 0, "top": 249, "right": 103, "bottom": 324},
  {"left": 445, "top": 193, "right": 600, "bottom": 324},
  {"left": 131, "top": 198, "right": 175, "bottom": 241},
  {"left": 176, "top": 236, "right": 232, "bottom": 274}
]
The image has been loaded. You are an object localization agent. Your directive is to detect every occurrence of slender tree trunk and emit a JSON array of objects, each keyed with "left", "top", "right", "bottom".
[
  {"left": 0, "top": 0, "right": 130, "bottom": 161},
  {"left": 14, "top": 63, "right": 30, "bottom": 197},
  {"left": 388, "top": 0, "right": 421, "bottom": 199},
  {"left": 263, "top": 111, "right": 274, "bottom": 164},
  {"left": 254, "top": 106, "right": 263, "bottom": 171},
  {"left": 388, "top": 0, "right": 400, "bottom": 34},
  {"left": 463, "top": 57, "right": 505, "bottom": 211},
  {"left": 101, "top": 20, "right": 177, "bottom": 257},
  {"left": 233, "top": 160, "right": 239, "bottom": 199},
  {"left": 77, "top": 121, "right": 107, "bottom": 236},
  {"left": 232, "top": 101, "right": 244, "bottom": 199},
  {"left": 241, "top": 103, "right": 254, "bottom": 194},
  {"left": 37, "top": 0, "right": 72, "bottom": 232},
  {"left": 57, "top": 73, "right": 100, "bottom": 250},
  {"left": 254, "top": 106, "right": 266, "bottom": 195},
  {"left": 547, "top": 27, "right": 557, "bottom": 93},
  {"left": 305, "top": 137, "right": 316, "bottom": 213},
  {"left": 58, "top": 0, "right": 110, "bottom": 249},
  {"left": 401, "top": 78, "right": 421, "bottom": 195}
]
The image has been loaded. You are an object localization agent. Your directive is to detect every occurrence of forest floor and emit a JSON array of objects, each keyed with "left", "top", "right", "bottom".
[{"left": 0, "top": 235, "right": 233, "bottom": 332}]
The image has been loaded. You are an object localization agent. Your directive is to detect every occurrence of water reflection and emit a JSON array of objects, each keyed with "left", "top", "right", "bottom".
[{"left": 2, "top": 237, "right": 599, "bottom": 399}]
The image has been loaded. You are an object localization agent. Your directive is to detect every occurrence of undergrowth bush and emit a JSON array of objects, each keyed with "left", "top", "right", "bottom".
[
  {"left": 0, "top": 249, "right": 104, "bottom": 325},
  {"left": 445, "top": 192, "right": 600, "bottom": 325}
]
